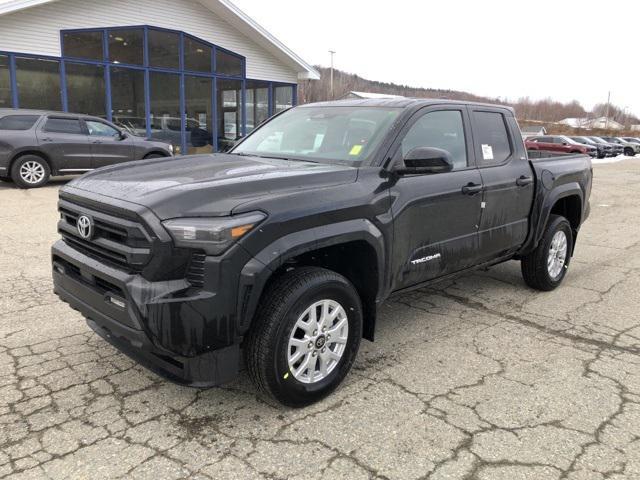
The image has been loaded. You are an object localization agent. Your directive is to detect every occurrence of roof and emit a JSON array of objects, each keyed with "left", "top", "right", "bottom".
[
  {"left": 300, "top": 98, "right": 515, "bottom": 112},
  {"left": 0, "top": 0, "right": 320, "bottom": 80},
  {"left": 344, "top": 91, "right": 405, "bottom": 99}
]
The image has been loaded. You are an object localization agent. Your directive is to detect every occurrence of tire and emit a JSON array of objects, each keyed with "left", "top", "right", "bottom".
[
  {"left": 244, "top": 267, "right": 363, "bottom": 407},
  {"left": 144, "top": 153, "right": 166, "bottom": 159},
  {"left": 11, "top": 155, "right": 51, "bottom": 189},
  {"left": 624, "top": 147, "right": 634, "bottom": 157},
  {"left": 521, "top": 214, "right": 573, "bottom": 291}
]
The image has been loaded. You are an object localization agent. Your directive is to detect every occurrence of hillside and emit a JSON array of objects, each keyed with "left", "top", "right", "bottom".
[{"left": 298, "top": 66, "right": 639, "bottom": 127}]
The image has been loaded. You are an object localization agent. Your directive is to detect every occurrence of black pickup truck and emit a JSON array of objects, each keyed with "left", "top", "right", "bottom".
[{"left": 52, "top": 99, "right": 592, "bottom": 407}]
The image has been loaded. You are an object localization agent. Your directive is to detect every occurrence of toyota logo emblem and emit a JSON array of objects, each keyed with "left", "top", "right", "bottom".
[{"left": 76, "top": 215, "right": 93, "bottom": 240}]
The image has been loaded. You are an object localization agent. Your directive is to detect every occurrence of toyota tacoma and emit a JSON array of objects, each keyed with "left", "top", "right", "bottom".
[{"left": 52, "top": 99, "right": 592, "bottom": 407}]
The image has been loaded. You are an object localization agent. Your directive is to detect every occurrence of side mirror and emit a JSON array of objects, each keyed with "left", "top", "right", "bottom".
[
  {"left": 394, "top": 147, "right": 454, "bottom": 175},
  {"left": 562, "top": 142, "right": 568, "bottom": 145},
  {"left": 118, "top": 131, "right": 128, "bottom": 140}
]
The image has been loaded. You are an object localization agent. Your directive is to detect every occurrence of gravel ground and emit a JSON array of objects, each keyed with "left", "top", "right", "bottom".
[{"left": 1, "top": 159, "right": 640, "bottom": 480}]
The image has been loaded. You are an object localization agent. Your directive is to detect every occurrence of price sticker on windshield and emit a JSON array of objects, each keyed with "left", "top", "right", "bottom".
[
  {"left": 349, "top": 145, "right": 363, "bottom": 156},
  {"left": 481, "top": 144, "right": 494, "bottom": 161}
]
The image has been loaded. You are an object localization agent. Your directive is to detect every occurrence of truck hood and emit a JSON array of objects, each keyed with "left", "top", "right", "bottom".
[{"left": 65, "top": 153, "right": 358, "bottom": 219}]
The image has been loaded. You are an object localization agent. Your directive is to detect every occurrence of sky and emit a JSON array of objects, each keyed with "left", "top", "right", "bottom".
[{"left": 233, "top": 0, "right": 640, "bottom": 117}]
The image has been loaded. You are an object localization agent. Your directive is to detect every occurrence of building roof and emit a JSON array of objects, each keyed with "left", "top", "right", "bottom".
[
  {"left": 0, "top": 0, "right": 320, "bottom": 80},
  {"left": 343, "top": 91, "right": 405, "bottom": 100},
  {"left": 559, "top": 116, "right": 624, "bottom": 129}
]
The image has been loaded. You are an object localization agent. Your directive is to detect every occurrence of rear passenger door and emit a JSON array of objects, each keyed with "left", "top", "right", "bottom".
[
  {"left": 469, "top": 108, "right": 535, "bottom": 263},
  {"left": 36, "top": 117, "right": 92, "bottom": 172},
  {"left": 389, "top": 106, "right": 483, "bottom": 290},
  {"left": 85, "top": 119, "right": 134, "bottom": 168}
]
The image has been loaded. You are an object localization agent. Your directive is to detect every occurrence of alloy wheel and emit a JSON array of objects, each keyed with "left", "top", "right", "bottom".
[
  {"left": 547, "top": 230, "right": 568, "bottom": 280},
  {"left": 19, "top": 161, "right": 45, "bottom": 184}
]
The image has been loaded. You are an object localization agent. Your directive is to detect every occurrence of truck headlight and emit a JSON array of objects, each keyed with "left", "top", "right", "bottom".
[
  {"left": 168, "top": 144, "right": 174, "bottom": 154},
  {"left": 163, "top": 212, "right": 266, "bottom": 255}
]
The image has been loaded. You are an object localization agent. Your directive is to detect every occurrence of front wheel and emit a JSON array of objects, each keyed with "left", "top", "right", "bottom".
[
  {"left": 521, "top": 214, "right": 573, "bottom": 291},
  {"left": 245, "top": 267, "right": 362, "bottom": 407},
  {"left": 624, "top": 147, "right": 634, "bottom": 157}
]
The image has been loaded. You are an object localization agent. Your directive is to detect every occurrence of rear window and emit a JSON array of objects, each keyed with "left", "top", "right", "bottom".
[
  {"left": 472, "top": 111, "right": 512, "bottom": 165},
  {"left": 43, "top": 117, "right": 83, "bottom": 134},
  {"left": 0, "top": 115, "right": 40, "bottom": 130}
]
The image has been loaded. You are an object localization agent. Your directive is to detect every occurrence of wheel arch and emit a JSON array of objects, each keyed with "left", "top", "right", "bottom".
[
  {"left": 237, "top": 219, "right": 386, "bottom": 343},
  {"left": 536, "top": 186, "right": 583, "bottom": 254},
  {"left": 10, "top": 150, "right": 54, "bottom": 175}
]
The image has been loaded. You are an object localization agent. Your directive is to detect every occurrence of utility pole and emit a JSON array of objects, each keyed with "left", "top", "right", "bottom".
[
  {"left": 605, "top": 91, "right": 611, "bottom": 130},
  {"left": 329, "top": 50, "right": 336, "bottom": 100}
]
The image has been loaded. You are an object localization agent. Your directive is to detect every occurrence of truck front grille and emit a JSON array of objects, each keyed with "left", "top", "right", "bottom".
[
  {"left": 186, "top": 252, "right": 206, "bottom": 287},
  {"left": 58, "top": 199, "right": 152, "bottom": 273}
]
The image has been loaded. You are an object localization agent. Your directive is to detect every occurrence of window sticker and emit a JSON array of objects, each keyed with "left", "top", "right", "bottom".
[
  {"left": 349, "top": 144, "right": 363, "bottom": 156},
  {"left": 481, "top": 144, "right": 494, "bottom": 160}
]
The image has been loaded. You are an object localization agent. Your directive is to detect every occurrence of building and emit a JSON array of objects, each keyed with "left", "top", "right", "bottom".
[
  {"left": 341, "top": 91, "right": 405, "bottom": 100},
  {"left": 520, "top": 125, "right": 547, "bottom": 139},
  {"left": 0, "top": 0, "right": 319, "bottom": 154},
  {"left": 559, "top": 117, "right": 624, "bottom": 130}
]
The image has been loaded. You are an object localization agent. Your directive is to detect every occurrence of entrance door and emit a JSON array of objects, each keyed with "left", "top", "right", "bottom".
[{"left": 389, "top": 107, "right": 483, "bottom": 291}]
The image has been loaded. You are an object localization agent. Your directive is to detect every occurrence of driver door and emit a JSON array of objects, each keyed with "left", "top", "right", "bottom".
[
  {"left": 389, "top": 106, "right": 483, "bottom": 291},
  {"left": 84, "top": 119, "right": 134, "bottom": 168}
]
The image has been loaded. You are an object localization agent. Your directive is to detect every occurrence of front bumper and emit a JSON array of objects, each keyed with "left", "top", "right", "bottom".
[{"left": 52, "top": 239, "right": 241, "bottom": 387}]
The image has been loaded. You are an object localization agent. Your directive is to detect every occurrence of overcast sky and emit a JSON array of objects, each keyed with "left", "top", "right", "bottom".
[{"left": 233, "top": 0, "right": 640, "bottom": 116}]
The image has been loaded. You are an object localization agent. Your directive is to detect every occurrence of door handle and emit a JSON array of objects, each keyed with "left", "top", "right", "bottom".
[
  {"left": 92, "top": 140, "right": 102, "bottom": 144},
  {"left": 516, "top": 175, "right": 534, "bottom": 186},
  {"left": 41, "top": 137, "right": 53, "bottom": 142},
  {"left": 461, "top": 182, "right": 482, "bottom": 195}
]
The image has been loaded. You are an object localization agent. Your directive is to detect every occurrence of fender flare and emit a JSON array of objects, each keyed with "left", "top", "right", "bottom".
[
  {"left": 235, "top": 219, "right": 385, "bottom": 336},
  {"left": 532, "top": 183, "right": 583, "bottom": 249}
]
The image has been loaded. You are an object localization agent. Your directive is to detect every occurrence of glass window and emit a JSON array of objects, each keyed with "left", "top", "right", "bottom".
[
  {"left": 110, "top": 67, "right": 146, "bottom": 136},
  {"left": 471, "top": 111, "right": 512, "bottom": 165},
  {"left": 86, "top": 120, "right": 119, "bottom": 137},
  {"left": 217, "top": 79, "right": 242, "bottom": 151},
  {"left": 148, "top": 29, "right": 180, "bottom": 69},
  {"left": 233, "top": 106, "right": 401, "bottom": 165},
  {"left": 401, "top": 110, "right": 468, "bottom": 170},
  {"left": 0, "top": 55, "right": 11, "bottom": 108},
  {"left": 246, "top": 81, "right": 269, "bottom": 133},
  {"left": 65, "top": 63, "right": 105, "bottom": 117},
  {"left": 108, "top": 29, "right": 143, "bottom": 65},
  {"left": 274, "top": 86, "right": 293, "bottom": 114},
  {"left": 62, "top": 31, "right": 103, "bottom": 61},
  {"left": 216, "top": 50, "right": 242, "bottom": 76},
  {"left": 185, "top": 76, "right": 213, "bottom": 154},
  {"left": 0, "top": 115, "right": 40, "bottom": 130},
  {"left": 184, "top": 36, "right": 212, "bottom": 73},
  {"left": 43, "top": 117, "right": 83, "bottom": 134},
  {"left": 149, "top": 71, "right": 181, "bottom": 153},
  {"left": 15, "top": 57, "right": 61, "bottom": 111}
]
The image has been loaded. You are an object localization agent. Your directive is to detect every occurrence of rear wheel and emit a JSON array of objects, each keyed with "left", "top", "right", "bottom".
[
  {"left": 624, "top": 147, "right": 634, "bottom": 157},
  {"left": 244, "top": 267, "right": 362, "bottom": 407},
  {"left": 11, "top": 155, "right": 50, "bottom": 189},
  {"left": 521, "top": 215, "right": 573, "bottom": 291}
]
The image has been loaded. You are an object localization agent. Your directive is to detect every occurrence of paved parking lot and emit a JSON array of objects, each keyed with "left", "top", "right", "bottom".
[{"left": 1, "top": 160, "right": 640, "bottom": 480}]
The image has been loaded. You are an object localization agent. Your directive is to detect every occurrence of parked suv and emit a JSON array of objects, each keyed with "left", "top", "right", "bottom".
[
  {"left": 52, "top": 99, "right": 592, "bottom": 406},
  {"left": 525, "top": 135, "right": 597, "bottom": 157},
  {"left": 0, "top": 109, "right": 173, "bottom": 188},
  {"left": 588, "top": 137, "right": 623, "bottom": 156},
  {"left": 599, "top": 136, "right": 640, "bottom": 156},
  {"left": 570, "top": 136, "right": 608, "bottom": 158}
]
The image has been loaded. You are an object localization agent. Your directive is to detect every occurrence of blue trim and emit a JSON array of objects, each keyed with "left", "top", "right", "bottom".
[
  {"left": 267, "top": 82, "right": 273, "bottom": 117},
  {"left": 60, "top": 60, "right": 68, "bottom": 111},
  {"left": 104, "top": 65, "right": 112, "bottom": 121},
  {"left": 241, "top": 78, "right": 247, "bottom": 137},
  {"left": 9, "top": 54, "right": 18, "bottom": 108},
  {"left": 144, "top": 69, "right": 151, "bottom": 138},
  {"left": 212, "top": 75, "right": 218, "bottom": 152}
]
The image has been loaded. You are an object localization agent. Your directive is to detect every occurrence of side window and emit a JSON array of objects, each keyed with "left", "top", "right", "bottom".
[
  {"left": 0, "top": 115, "right": 40, "bottom": 130},
  {"left": 86, "top": 120, "right": 119, "bottom": 137},
  {"left": 43, "top": 117, "right": 83, "bottom": 134},
  {"left": 472, "top": 111, "right": 512, "bottom": 165},
  {"left": 401, "top": 110, "right": 467, "bottom": 170}
]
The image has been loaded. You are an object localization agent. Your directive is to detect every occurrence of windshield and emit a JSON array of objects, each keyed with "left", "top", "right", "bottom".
[{"left": 231, "top": 106, "right": 401, "bottom": 165}]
